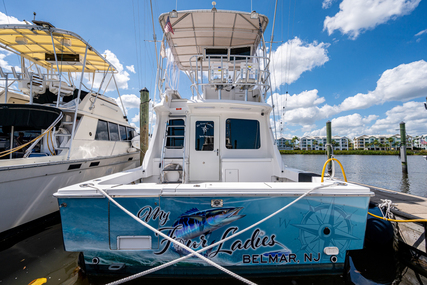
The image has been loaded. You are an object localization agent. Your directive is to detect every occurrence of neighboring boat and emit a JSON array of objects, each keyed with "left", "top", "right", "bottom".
[
  {"left": 0, "top": 21, "right": 140, "bottom": 236},
  {"left": 54, "top": 6, "right": 373, "bottom": 280}
]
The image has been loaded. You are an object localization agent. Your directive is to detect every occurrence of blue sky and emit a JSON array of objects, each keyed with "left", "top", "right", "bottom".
[{"left": 1, "top": 0, "right": 426, "bottom": 139}]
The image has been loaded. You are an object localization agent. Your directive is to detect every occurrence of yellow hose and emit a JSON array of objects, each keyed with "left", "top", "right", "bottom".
[
  {"left": 28, "top": 278, "right": 47, "bottom": 285},
  {"left": 321, "top": 158, "right": 347, "bottom": 182},
  {"left": 368, "top": 212, "right": 427, "bottom": 223}
]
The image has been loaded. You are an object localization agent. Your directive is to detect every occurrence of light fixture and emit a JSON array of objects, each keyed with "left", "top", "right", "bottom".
[
  {"left": 61, "top": 38, "right": 72, "bottom": 47},
  {"left": 250, "top": 11, "right": 259, "bottom": 19},
  {"left": 212, "top": 1, "right": 217, "bottom": 12},
  {"left": 15, "top": 36, "right": 28, "bottom": 45},
  {"left": 170, "top": 9, "right": 178, "bottom": 18}
]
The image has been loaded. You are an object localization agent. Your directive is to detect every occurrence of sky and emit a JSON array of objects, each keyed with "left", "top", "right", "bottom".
[{"left": 0, "top": 0, "right": 426, "bottom": 139}]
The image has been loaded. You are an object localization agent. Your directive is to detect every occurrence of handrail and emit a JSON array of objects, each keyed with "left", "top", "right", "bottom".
[
  {"left": 186, "top": 54, "right": 270, "bottom": 101},
  {"left": 321, "top": 157, "right": 347, "bottom": 182}
]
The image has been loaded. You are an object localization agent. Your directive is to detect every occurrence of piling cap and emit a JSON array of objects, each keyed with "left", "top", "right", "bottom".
[
  {"left": 400, "top": 121, "right": 405, "bottom": 124},
  {"left": 140, "top": 87, "right": 149, "bottom": 92}
]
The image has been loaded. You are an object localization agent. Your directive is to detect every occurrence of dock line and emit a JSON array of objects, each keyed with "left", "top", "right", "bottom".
[
  {"left": 368, "top": 212, "right": 427, "bottom": 223},
  {"left": 88, "top": 182, "right": 338, "bottom": 285}
]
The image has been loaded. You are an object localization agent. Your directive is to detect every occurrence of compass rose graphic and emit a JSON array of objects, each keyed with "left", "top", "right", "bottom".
[{"left": 292, "top": 200, "right": 358, "bottom": 259}]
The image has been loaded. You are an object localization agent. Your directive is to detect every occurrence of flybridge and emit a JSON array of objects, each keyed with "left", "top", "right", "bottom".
[{"left": 156, "top": 9, "right": 272, "bottom": 103}]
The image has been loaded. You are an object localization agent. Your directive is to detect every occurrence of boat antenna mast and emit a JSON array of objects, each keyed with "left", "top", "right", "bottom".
[{"left": 268, "top": 0, "right": 279, "bottom": 143}]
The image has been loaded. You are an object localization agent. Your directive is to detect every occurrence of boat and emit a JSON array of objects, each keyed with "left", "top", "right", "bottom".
[
  {"left": 0, "top": 20, "right": 140, "bottom": 236},
  {"left": 54, "top": 5, "right": 373, "bottom": 281}
]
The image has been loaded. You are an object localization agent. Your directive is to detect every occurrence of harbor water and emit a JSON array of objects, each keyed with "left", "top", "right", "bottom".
[
  {"left": 282, "top": 154, "right": 427, "bottom": 197},
  {"left": 1, "top": 155, "right": 427, "bottom": 284}
]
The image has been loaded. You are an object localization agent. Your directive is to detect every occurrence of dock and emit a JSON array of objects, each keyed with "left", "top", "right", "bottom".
[{"left": 351, "top": 180, "right": 427, "bottom": 252}]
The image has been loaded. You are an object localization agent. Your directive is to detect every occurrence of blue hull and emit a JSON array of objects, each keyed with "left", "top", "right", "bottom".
[{"left": 59, "top": 195, "right": 369, "bottom": 276}]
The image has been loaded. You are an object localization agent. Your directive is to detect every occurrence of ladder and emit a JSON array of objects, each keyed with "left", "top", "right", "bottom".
[{"left": 160, "top": 114, "right": 186, "bottom": 183}]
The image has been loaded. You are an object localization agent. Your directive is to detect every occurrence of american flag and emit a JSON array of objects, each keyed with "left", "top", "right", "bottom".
[
  {"left": 421, "top": 139, "right": 427, "bottom": 145},
  {"left": 164, "top": 16, "right": 174, "bottom": 34}
]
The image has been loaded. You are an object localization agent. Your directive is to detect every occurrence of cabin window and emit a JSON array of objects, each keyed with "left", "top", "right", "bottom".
[
  {"left": 95, "top": 120, "right": 109, "bottom": 140},
  {"left": 195, "top": 121, "right": 214, "bottom": 151},
  {"left": 230, "top": 47, "right": 251, "bottom": 61},
  {"left": 205, "top": 48, "right": 228, "bottom": 60},
  {"left": 109, "top": 123, "right": 120, "bottom": 141},
  {"left": 166, "top": 119, "right": 184, "bottom": 149},
  {"left": 119, "top": 125, "right": 127, "bottom": 140},
  {"left": 225, "top": 119, "right": 260, "bottom": 149},
  {"left": 127, "top": 127, "right": 135, "bottom": 140}
]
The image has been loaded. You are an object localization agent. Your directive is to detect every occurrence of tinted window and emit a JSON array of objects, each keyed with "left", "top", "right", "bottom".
[
  {"left": 230, "top": 47, "right": 251, "bottom": 61},
  {"left": 166, "top": 119, "right": 184, "bottom": 149},
  {"left": 127, "top": 127, "right": 135, "bottom": 140},
  {"left": 119, "top": 125, "right": 127, "bottom": 140},
  {"left": 195, "top": 121, "right": 214, "bottom": 151},
  {"left": 226, "top": 119, "right": 260, "bottom": 149},
  {"left": 109, "top": 123, "right": 120, "bottom": 141},
  {"left": 95, "top": 120, "right": 109, "bottom": 140},
  {"left": 205, "top": 48, "right": 228, "bottom": 59}
]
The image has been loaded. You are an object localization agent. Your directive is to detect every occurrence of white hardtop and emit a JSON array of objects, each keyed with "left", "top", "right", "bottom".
[{"left": 159, "top": 9, "right": 268, "bottom": 70}]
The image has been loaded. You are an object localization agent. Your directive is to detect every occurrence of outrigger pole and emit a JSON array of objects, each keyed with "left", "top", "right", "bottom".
[{"left": 268, "top": 0, "right": 279, "bottom": 143}]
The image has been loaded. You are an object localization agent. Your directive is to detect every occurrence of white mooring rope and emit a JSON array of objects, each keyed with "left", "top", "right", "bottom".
[{"left": 88, "top": 182, "right": 339, "bottom": 285}]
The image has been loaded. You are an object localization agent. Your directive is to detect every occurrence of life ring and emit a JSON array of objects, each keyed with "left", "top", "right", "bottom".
[{"left": 55, "top": 127, "right": 70, "bottom": 147}]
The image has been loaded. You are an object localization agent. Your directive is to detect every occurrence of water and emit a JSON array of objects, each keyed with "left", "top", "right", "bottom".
[
  {"left": 282, "top": 154, "right": 427, "bottom": 197},
  {"left": 1, "top": 155, "right": 427, "bottom": 284}
]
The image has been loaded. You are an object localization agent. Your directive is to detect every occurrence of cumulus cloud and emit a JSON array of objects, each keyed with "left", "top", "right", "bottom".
[
  {"left": 270, "top": 37, "right": 330, "bottom": 90},
  {"left": 272, "top": 61, "right": 427, "bottom": 135},
  {"left": 324, "top": 0, "right": 421, "bottom": 39},
  {"left": 268, "top": 89, "right": 340, "bottom": 127},
  {"left": 126, "top": 65, "right": 136, "bottom": 73},
  {"left": 339, "top": 60, "right": 427, "bottom": 111},
  {"left": 0, "top": 12, "right": 25, "bottom": 25},
  {"left": 368, "top": 101, "right": 427, "bottom": 135},
  {"left": 88, "top": 50, "right": 130, "bottom": 91},
  {"left": 268, "top": 89, "right": 325, "bottom": 112},
  {"left": 303, "top": 113, "right": 378, "bottom": 138},
  {"left": 115, "top": 94, "right": 140, "bottom": 113},
  {"left": 303, "top": 101, "right": 427, "bottom": 139}
]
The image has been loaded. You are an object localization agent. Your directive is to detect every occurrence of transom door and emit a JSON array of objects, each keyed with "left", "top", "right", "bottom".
[{"left": 189, "top": 117, "right": 220, "bottom": 182}]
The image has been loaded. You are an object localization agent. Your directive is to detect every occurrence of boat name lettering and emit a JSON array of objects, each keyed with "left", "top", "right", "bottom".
[
  {"left": 137, "top": 206, "right": 170, "bottom": 226},
  {"left": 209, "top": 227, "right": 278, "bottom": 258},
  {"left": 241, "top": 253, "right": 321, "bottom": 264}
]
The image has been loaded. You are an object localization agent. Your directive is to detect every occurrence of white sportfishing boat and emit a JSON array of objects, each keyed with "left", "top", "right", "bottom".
[
  {"left": 55, "top": 4, "right": 373, "bottom": 281},
  {"left": 0, "top": 20, "right": 139, "bottom": 236}
]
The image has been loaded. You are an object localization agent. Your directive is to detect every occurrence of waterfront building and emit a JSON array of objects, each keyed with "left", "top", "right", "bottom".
[
  {"left": 353, "top": 134, "right": 414, "bottom": 150},
  {"left": 276, "top": 137, "right": 294, "bottom": 150},
  {"left": 413, "top": 135, "right": 427, "bottom": 150},
  {"left": 300, "top": 136, "right": 349, "bottom": 150}
]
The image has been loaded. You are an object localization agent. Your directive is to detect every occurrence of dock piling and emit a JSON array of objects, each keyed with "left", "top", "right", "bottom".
[
  {"left": 326, "top": 121, "right": 332, "bottom": 174},
  {"left": 400, "top": 121, "right": 408, "bottom": 174},
  {"left": 140, "top": 88, "right": 150, "bottom": 165}
]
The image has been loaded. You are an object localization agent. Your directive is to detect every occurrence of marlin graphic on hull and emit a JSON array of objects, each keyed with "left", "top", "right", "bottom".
[
  {"left": 172, "top": 207, "right": 245, "bottom": 240},
  {"left": 168, "top": 207, "right": 245, "bottom": 255}
]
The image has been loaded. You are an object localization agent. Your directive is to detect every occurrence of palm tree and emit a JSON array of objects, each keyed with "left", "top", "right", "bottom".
[
  {"left": 387, "top": 137, "right": 394, "bottom": 150},
  {"left": 312, "top": 140, "right": 318, "bottom": 150},
  {"left": 373, "top": 139, "right": 379, "bottom": 150},
  {"left": 347, "top": 138, "right": 353, "bottom": 150},
  {"left": 331, "top": 140, "right": 339, "bottom": 150},
  {"left": 291, "top": 136, "right": 299, "bottom": 149}
]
